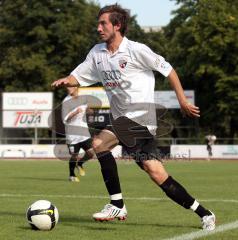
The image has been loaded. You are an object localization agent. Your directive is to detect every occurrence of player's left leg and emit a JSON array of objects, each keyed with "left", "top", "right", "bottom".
[
  {"left": 78, "top": 148, "right": 94, "bottom": 165},
  {"left": 76, "top": 150, "right": 94, "bottom": 176},
  {"left": 141, "top": 159, "right": 215, "bottom": 230},
  {"left": 77, "top": 139, "right": 94, "bottom": 176}
]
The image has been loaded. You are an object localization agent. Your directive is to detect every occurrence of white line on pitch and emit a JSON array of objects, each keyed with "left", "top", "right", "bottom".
[
  {"left": 0, "top": 193, "right": 238, "bottom": 204},
  {"left": 161, "top": 220, "right": 238, "bottom": 240}
]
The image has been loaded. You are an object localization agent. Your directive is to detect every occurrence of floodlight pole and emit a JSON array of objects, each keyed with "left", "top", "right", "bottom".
[
  {"left": 51, "top": 92, "right": 56, "bottom": 144},
  {"left": 0, "top": 93, "right": 2, "bottom": 144},
  {"left": 34, "top": 126, "right": 38, "bottom": 144}
]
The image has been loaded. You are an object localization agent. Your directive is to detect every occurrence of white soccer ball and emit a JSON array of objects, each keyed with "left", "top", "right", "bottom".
[{"left": 26, "top": 200, "right": 59, "bottom": 230}]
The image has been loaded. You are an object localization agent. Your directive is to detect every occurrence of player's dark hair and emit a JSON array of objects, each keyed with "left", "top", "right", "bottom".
[{"left": 98, "top": 4, "right": 130, "bottom": 36}]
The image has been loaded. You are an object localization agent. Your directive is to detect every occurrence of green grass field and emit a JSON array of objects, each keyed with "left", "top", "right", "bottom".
[{"left": 0, "top": 159, "right": 238, "bottom": 240}]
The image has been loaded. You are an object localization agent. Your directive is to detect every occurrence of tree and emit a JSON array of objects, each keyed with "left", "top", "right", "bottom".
[
  {"left": 164, "top": 0, "right": 238, "bottom": 139},
  {"left": 0, "top": 1, "right": 148, "bottom": 140},
  {"left": 0, "top": 0, "right": 100, "bottom": 140},
  {"left": 0, "top": 0, "right": 99, "bottom": 98},
  {"left": 0, "top": 1, "right": 146, "bottom": 101}
]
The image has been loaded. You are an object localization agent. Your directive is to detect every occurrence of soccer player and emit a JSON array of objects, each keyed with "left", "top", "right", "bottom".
[
  {"left": 205, "top": 134, "right": 217, "bottom": 160},
  {"left": 62, "top": 86, "right": 94, "bottom": 182},
  {"left": 52, "top": 4, "right": 215, "bottom": 230}
]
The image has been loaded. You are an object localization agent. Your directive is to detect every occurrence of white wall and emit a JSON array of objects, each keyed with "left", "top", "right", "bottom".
[
  {"left": 0, "top": 144, "right": 122, "bottom": 159},
  {"left": 1, "top": 144, "right": 237, "bottom": 160},
  {"left": 171, "top": 145, "right": 238, "bottom": 159}
]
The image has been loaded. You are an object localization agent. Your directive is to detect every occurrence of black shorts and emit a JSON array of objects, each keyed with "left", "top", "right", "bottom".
[
  {"left": 67, "top": 138, "right": 92, "bottom": 155},
  {"left": 105, "top": 116, "right": 161, "bottom": 167}
]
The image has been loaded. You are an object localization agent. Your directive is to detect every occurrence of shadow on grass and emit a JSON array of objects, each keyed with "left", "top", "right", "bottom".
[
  {"left": 12, "top": 176, "right": 66, "bottom": 182},
  {"left": 60, "top": 215, "right": 118, "bottom": 231},
  {"left": 18, "top": 226, "right": 33, "bottom": 231},
  {"left": 60, "top": 214, "right": 200, "bottom": 230},
  {"left": 0, "top": 210, "right": 25, "bottom": 217},
  {"left": 125, "top": 221, "right": 199, "bottom": 229},
  {"left": 0, "top": 210, "right": 200, "bottom": 233}
]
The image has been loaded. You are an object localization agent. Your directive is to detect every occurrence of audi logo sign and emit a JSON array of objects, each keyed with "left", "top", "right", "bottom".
[
  {"left": 7, "top": 97, "right": 28, "bottom": 106},
  {"left": 3, "top": 92, "right": 53, "bottom": 110},
  {"left": 2, "top": 92, "right": 53, "bottom": 128}
]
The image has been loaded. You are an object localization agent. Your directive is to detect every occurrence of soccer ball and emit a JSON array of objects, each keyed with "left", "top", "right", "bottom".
[{"left": 26, "top": 200, "right": 59, "bottom": 230}]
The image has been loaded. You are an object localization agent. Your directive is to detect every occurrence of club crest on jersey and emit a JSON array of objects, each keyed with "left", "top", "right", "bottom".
[{"left": 119, "top": 58, "right": 127, "bottom": 69}]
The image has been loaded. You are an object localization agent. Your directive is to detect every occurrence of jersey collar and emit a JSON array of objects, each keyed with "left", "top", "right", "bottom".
[
  {"left": 99, "top": 37, "right": 128, "bottom": 53},
  {"left": 118, "top": 37, "right": 128, "bottom": 53}
]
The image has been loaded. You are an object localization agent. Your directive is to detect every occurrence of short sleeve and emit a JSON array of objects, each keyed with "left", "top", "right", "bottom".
[
  {"left": 71, "top": 47, "right": 100, "bottom": 86},
  {"left": 61, "top": 96, "right": 87, "bottom": 123},
  {"left": 61, "top": 98, "right": 71, "bottom": 124},
  {"left": 133, "top": 44, "right": 173, "bottom": 77}
]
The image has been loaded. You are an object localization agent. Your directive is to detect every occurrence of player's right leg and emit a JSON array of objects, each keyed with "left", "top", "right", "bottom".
[
  {"left": 67, "top": 144, "right": 80, "bottom": 182},
  {"left": 68, "top": 155, "right": 80, "bottom": 182},
  {"left": 93, "top": 203, "right": 127, "bottom": 221},
  {"left": 92, "top": 130, "right": 127, "bottom": 221}
]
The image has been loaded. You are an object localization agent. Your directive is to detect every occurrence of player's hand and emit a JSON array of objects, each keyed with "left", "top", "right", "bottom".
[
  {"left": 180, "top": 101, "right": 200, "bottom": 118},
  {"left": 51, "top": 77, "right": 69, "bottom": 88},
  {"left": 86, "top": 108, "right": 94, "bottom": 114}
]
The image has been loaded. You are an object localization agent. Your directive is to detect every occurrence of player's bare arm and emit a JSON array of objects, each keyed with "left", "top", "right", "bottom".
[
  {"left": 167, "top": 69, "right": 200, "bottom": 118},
  {"left": 65, "top": 107, "right": 82, "bottom": 123},
  {"left": 51, "top": 75, "right": 79, "bottom": 88}
]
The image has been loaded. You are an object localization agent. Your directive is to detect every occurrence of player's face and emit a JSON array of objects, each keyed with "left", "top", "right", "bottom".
[{"left": 97, "top": 13, "right": 117, "bottom": 43}]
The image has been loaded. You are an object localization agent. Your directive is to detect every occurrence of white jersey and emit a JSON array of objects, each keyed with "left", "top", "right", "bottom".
[
  {"left": 62, "top": 95, "right": 90, "bottom": 144},
  {"left": 205, "top": 135, "right": 216, "bottom": 146},
  {"left": 71, "top": 37, "right": 173, "bottom": 135}
]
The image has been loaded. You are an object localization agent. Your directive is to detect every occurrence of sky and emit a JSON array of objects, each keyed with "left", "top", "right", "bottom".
[{"left": 95, "top": 0, "right": 179, "bottom": 26}]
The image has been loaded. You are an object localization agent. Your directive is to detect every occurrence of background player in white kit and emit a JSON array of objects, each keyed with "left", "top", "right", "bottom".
[
  {"left": 62, "top": 86, "right": 94, "bottom": 182},
  {"left": 205, "top": 134, "right": 217, "bottom": 160},
  {"left": 53, "top": 4, "right": 215, "bottom": 230}
]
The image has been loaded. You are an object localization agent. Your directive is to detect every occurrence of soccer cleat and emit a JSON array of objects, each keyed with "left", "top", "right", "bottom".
[
  {"left": 92, "top": 204, "right": 127, "bottom": 221},
  {"left": 202, "top": 211, "right": 216, "bottom": 230},
  {"left": 77, "top": 166, "right": 86, "bottom": 176},
  {"left": 69, "top": 176, "right": 80, "bottom": 182}
]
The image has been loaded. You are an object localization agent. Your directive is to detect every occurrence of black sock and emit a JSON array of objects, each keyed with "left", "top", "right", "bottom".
[
  {"left": 78, "top": 152, "right": 92, "bottom": 167},
  {"left": 190, "top": 199, "right": 212, "bottom": 218},
  {"left": 110, "top": 199, "right": 124, "bottom": 208},
  {"left": 97, "top": 151, "right": 124, "bottom": 208},
  {"left": 160, "top": 176, "right": 195, "bottom": 209},
  {"left": 195, "top": 205, "right": 211, "bottom": 218},
  {"left": 69, "top": 157, "right": 76, "bottom": 176}
]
